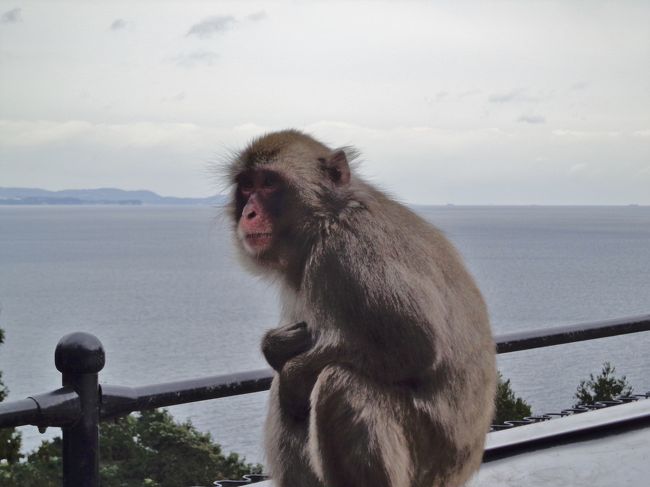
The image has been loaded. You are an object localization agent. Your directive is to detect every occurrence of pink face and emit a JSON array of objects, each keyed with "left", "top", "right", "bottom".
[{"left": 236, "top": 170, "right": 282, "bottom": 256}]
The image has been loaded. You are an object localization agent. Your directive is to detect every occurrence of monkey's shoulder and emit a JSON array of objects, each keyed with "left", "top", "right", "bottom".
[{"left": 328, "top": 197, "right": 455, "bottom": 263}]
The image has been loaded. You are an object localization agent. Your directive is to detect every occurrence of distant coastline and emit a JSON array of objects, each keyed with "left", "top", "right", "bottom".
[
  {"left": 1, "top": 187, "right": 645, "bottom": 207},
  {"left": 0, "top": 187, "right": 226, "bottom": 206}
]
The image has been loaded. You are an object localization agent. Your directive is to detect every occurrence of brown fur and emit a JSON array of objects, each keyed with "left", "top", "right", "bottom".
[{"left": 226, "top": 130, "right": 496, "bottom": 487}]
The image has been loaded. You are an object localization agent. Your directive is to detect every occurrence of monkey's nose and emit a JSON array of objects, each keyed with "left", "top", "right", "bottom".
[{"left": 246, "top": 210, "right": 257, "bottom": 220}]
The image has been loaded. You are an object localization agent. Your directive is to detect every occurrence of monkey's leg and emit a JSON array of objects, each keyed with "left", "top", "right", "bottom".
[
  {"left": 264, "top": 377, "right": 325, "bottom": 487},
  {"left": 308, "top": 365, "right": 413, "bottom": 487}
]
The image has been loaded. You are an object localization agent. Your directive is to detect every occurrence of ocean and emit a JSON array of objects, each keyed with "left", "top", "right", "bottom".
[{"left": 0, "top": 205, "right": 649, "bottom": 464}]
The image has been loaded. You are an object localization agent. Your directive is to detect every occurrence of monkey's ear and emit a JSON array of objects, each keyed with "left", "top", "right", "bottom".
[{"left": 319, "top": 150, "right": 351, "bottom": 186}]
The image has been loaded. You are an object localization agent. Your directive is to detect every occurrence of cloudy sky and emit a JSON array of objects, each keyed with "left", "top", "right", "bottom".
[{"left": 0, "top": 0, "right": 648, "bottom": 204}]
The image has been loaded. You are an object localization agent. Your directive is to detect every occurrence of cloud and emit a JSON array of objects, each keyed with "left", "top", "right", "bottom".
[
  {"left": 187, "top": 15, "right": 236, "bottom": 39},
  {"left": 174, "top": 50, "right": 219, "bottom": 68},
  {"left": 110, "top": 18, "right": 127, "bottom": 31},
  {"left": 488, "top": 89, "right": 522, "bottom": 103},
  {"left": 0, "top": 119, "right": 516, "bottom": 154},
  {"left": 552, "top": 129, "right": 621, "bottom": 138},
  {"left": 0, "top": 120, "right": 95, "bottom": 146},
  {"left": 302, "top": 121, "right": 515, "bottom": 155},
  {"left": 162, "top": 92, "right": 186, "bottom": 103},
  {"left": 3, "top": 120, "right": 648, "bottom": 204},
  {"left": 568, "top": 163, "right": 588, "bottom": 175},
  {"left": 632, "top": 129, "right": 650, "bottom": 138},
  {"left": 569, "top": 81, "right": 589, "bottom": 91},
  {"left": 488, "top": 89, "right": 539, "bottom": 104},
  {"left": 1, "top": 7, "right": 21, "bottom": 23},
  {"left": 0, "top": 120, "right": 269, "bottom": 163},
  {"left": 425, "top": 89, "right": 481, "bottom": 105},
  {"left": 0, "top": 120, "right": 211, "bottom": 149},
  {"left": 246, "top": 11, "right": 268, "bottom": 22},
  {"left": 517, "top": 114, "right": 546, "bottom": 124},
  {"left": 424, "top": 91, "right": 448, "bottom": 105},
  {"left": 457, "top": 89, "right": 481, "bottom": 99}
]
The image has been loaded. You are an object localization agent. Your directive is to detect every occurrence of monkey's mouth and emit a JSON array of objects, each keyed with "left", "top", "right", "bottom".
[{"left": 244, "top": 232, "right": 274, "bottom": 252}]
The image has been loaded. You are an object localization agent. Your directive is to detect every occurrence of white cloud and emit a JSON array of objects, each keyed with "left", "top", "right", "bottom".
[
  {"left": 162, "top": 91, "right": 186, "bottom": 103},
  {"left": 174, "top": 49, "right": 219, "bottom": 68},
  {"left": 518, "top": 115, "right": 546, "bottom": 124},
  {"left": 0, "top": 120, "right": 265, "bottom": 152},
  {"left": 1, "top": 7, "right": 21, "bottom": 23},
  {"left": 246, "top": 11, "right": 268, "bottom": 22},
  {"left": 110, "top": 18, "right": 127, "bottom": 31},
  {"left": 569, "top": 81, "right": 589, "bottom": 91},
  {"left": 186, "top": 15, "right": 236, "bottom": 39},
  {"left": 0, "top": 120, "right": 94, "bottom": 146},
  {"left": 568, "top": 163, "right": 588, "bottom": 175},
  {"left": 488, "top": 89, "right": 540, "bottom": 104},
  {"left": 552, "top": 130, "right": 622, "bottom": 138},
  {"left": 1, "top": 118, "right": 649, "bottom": 203}
]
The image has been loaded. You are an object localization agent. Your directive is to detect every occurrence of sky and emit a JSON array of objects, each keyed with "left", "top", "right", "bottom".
[{"left": 0, "top": 0, "right": 648, "bottom": 205}]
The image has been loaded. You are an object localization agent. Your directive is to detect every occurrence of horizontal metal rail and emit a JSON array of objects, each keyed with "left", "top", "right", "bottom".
[
  {"left": 101, "top": 369, "right": 273, "bottom": 419},
  {"left": 495, "top": 314, "right": 650, "bottom": 354},
  {"left": 0, "top": 314, "right": 649, "bottom": 486},
  {"left": 1, "top": 314, "right": 649, "bottom": 428}
]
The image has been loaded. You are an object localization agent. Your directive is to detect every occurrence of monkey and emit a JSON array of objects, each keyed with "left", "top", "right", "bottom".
[{"left": 226, "top": 129, "right": 496, "bottom": 487}]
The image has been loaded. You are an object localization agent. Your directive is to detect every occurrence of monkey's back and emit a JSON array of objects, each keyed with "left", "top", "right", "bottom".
[{"left": 298, "top": 183, "right": 496, "bottom": 486}]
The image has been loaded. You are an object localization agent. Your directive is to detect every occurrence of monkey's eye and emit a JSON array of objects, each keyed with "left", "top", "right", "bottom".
[
  {"left": 238, "top": 177, "right": 254, "bottom": 193},
  {"left": 262, "top": 173, "right": 279, "bottom": 190}
]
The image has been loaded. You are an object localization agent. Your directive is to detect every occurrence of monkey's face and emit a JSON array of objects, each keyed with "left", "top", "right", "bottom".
[
  {"left": 234, "top": 169, "right": 288, "bottom": 258},
  {"left": 229, "top": 131, "right": 353, "bottom": 274}
]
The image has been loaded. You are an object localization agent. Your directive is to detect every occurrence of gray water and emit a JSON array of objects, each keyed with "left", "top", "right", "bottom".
[{"left": 0, "top": 205, "right": 649, "bottom": 464}]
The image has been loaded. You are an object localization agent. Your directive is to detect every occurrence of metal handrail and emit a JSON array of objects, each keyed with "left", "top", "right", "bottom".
[
  {"left": 495, "top": 314, "right": 650, "bottom": 353},
  {"left": 1, "top": 314, "right": 649, "bottom": 486}
]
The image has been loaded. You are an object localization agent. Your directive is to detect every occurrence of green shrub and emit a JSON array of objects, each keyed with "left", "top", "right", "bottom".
[
  {"left": 0, "top": 327, "right": 262, "bottom": 486},
  {"left": 97, "top": 409, "right": 263, "bottom": 487},
  {"left": 2, "top": 410, "right": 262, "bottom": 487},
  {"left": 0, "top": 328, "right": 24, "bottom": 467},
  {"left": 493, "top": 372, "right": 532, "bottom": 425},
  {"left": 574, "top": 361, "right": 632, "bottom": 407}
]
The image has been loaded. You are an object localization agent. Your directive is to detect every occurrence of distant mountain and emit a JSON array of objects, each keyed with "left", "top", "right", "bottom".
[{"left": 0, "top": 187, "right": 227, "bottom": 206}]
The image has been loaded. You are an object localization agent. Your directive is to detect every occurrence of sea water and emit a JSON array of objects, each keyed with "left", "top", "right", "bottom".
[{"left": 0, "top": 205, "right": 648, "bottom": 463}]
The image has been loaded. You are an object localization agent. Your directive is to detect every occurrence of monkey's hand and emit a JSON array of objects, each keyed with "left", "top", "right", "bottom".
[
  {"left": 278, "top": 357, "right": 320, "bottom": 421},
  {"left": 262, "top": 321, "right": 312, "bottom": 372}
]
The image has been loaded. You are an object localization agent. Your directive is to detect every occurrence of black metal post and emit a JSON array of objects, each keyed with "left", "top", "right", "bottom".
[{"left": 54, "top": 332, "right": 105, "bottom": 487}]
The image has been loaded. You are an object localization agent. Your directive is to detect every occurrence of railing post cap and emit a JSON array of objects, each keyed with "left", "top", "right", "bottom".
[{"left": 55, "top": 332, "right": 105, "bottom": 374}]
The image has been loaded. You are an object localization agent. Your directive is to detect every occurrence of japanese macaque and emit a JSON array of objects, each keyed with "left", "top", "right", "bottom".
[{"left": 226, "top": 130, "right": 496, "bottom": 487}]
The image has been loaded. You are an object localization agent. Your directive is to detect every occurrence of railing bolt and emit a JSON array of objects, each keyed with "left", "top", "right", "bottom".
[{"left": 55, "top": 332, "right": 105, "bottom": 487}]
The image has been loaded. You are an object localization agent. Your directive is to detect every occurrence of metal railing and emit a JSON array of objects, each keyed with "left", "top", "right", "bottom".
[{"left": 1, "top": 314, "right": 649, "bottom": 486}]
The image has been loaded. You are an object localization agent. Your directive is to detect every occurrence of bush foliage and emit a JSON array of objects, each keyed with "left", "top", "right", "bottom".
[
  {"left": 0, "top": 328, "right": 23, "bottom": 467},
  {"left": 493, "top": 371, "right": 533, "bottom": 425},
  {"left": 0, "top": 327, "right": 261, "bottom": 487},
  {"left": 574, "top": 361, "right": 633, "bottom": 407},
  {"left": 0, "top": 409, "right": 262, "bottom": 487}
]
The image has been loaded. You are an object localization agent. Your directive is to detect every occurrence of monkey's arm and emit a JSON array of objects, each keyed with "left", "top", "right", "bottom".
[
  {"left": 261, "top": 321, "right": 312, "bottom": 372},
  {"left": 276, "top": 337, "right": 352, "bottom": 420},
  {"left": 277, "top": 318, "right": 438, "bottom": 420},
  {"left": 262, "top": 322, "right": 323, "bottom": 420}
]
